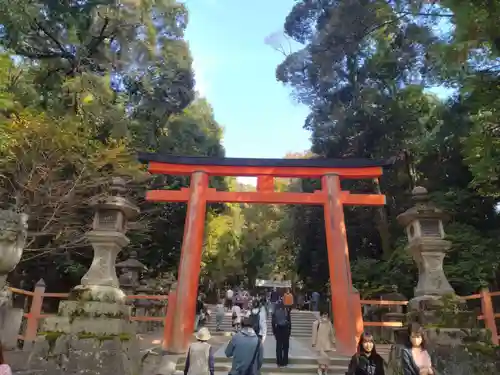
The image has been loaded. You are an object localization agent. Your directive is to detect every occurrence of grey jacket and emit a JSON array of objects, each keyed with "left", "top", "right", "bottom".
[{"left": 225, "top": 328, "right": 263, "bottom": 375}]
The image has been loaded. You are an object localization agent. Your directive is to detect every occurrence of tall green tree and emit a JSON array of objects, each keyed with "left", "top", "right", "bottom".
[{"left": 276, "top": 0, "right": 500, "bottom": 296}]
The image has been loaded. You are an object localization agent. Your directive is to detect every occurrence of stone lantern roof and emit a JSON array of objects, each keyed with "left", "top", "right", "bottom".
[
  {"left": 397, "top": 186, "right": 450, "bottom": 227},
  {"left": 116, "top": 251, "right": 147, "bottom": 272},
  {"left": 90, "top": 177, "right": 140, "bottom": 220}
]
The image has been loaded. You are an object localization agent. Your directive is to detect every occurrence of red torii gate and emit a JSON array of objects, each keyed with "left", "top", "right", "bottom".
[{"left": 139, "top": 153, "right": 388, "bottom": 355}]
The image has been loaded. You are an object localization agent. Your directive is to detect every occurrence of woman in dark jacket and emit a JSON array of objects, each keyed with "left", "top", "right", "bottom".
[{"left": 346, "top": 332, "right": 385, "bottom": 375}]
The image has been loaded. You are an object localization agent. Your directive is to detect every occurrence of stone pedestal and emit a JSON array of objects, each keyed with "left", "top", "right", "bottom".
[
  {"left": 381, "top": 312, "right": 405, "bottom": 341},
  {"left": 27, "top": 177, "right": 141, "bottom": 375},
  {"left": 409, "top": 238, "right": 454, "bottom": 300}
]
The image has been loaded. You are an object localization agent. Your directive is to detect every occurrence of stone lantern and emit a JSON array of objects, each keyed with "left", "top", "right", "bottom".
[
  {"left": 0, "top": 209, "right": 28, "bottom": 349},
  {"left": 32, "top": 178, "right": 142, "bottom": 375},
  {"left": 116, "top": 251, "right": 147, "bottom": 295},
  {"left": 77, "top": 177, "right": 140, "bottom": 298},
  {"left": 397, "top": 186, "right": 454, "bottom": 310}
]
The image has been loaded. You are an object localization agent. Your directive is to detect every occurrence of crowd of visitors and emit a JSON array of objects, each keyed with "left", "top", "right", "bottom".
[
  {"left": 186, "top": 310, "right": 434, "bottom": 375},
  {"left": 188, "top": 285, "right": 436, "bottom": 375}
]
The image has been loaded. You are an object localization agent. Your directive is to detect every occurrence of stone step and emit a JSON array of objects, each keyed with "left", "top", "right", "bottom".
[
  {"left": 177, "top": 371, "right": 347, "bottom": 375},
  {"left": 177, "top": 363, "right": 348, "bottom": 374},
  {"left": 212, "top": 356, "right": 350, "bottom": 366}
]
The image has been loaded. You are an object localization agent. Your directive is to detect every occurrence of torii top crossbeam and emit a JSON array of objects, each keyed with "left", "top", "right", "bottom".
[
  {"left": 138, "top": 152, "right": 389, "bottom": 206},
  {"left": 139, "top": 152, "right": 387, "bottom": 178}
]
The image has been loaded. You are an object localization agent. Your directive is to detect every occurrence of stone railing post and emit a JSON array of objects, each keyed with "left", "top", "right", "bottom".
[
  {"left": 0, "top": 209, "right": 28, "bottom": 350},
  {"left": 29, "top": 177, "right": 141, "bottom": 375}
]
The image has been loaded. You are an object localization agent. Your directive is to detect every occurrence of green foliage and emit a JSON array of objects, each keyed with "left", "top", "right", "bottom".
[
  {"left": 274, "top": 0, "right": 500, "bottom": 297},
  {"left": 0, "top": 1, "right": 225, "bottom": 291}
]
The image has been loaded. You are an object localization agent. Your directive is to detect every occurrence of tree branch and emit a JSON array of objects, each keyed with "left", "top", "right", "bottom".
[{"left": 32, "top": 19, "right": 68, "bottom": 54}]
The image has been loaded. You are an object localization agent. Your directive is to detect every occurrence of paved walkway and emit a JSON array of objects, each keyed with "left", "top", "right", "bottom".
[{"left": 215, "top": 334, "right": 317, "bottom": 359}]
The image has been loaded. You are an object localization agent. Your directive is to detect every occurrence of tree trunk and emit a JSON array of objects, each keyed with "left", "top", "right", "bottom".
[{"left": 373, "top": 178, "right": 392, "bottom": 257}]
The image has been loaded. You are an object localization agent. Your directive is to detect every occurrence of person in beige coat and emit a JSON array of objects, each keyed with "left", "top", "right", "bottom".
[{"left": 312, "top": 310, "right": 336, "bottom": 375}]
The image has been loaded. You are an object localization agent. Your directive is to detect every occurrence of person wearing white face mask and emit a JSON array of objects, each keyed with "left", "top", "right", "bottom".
[
  {"left": 312, "top": 310, "right": 335, "bottom": 375},
  {"left": 401, "top": 323, "right": 434, "bottom": 375}
]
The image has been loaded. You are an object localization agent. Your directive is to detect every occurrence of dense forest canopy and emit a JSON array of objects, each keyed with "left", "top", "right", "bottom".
[
  {"left": 1, "top": 0, "right": 500, "bottom": 300},
  {"left": 273, "top": 0, "right": 500, "bottom": 297},
  {"left": 0, "top": 0, "right": 225, "bottom": 291}
]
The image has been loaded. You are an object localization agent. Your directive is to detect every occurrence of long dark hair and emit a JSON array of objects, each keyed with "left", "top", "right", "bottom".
[
  {"left": 357, "top": 331, "right": 378, "bottom": 356},
  {"left": 406, "top": 322, "right": 427, "bottom": 350},
  {"left": 0, "top": 342, "right": 4, "bottom": 364}
]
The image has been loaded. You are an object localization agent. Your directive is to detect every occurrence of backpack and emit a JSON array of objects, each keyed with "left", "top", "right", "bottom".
[
  {"left": 250, "top": 310, "right": 260, "bottom": 334},
  {"left": 274, "top": 308, "right": 289, "bottom": 327}
]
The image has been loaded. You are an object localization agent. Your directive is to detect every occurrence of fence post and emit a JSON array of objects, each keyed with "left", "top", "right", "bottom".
[
  {"left": 23, "top": 278, "right": 45, "bottom": 350},
  {"left": 480, "top": 288, "right": 498, "bottom": 345}
]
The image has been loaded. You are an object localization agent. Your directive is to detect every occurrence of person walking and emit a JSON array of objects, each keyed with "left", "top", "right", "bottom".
[
  {"left": 249, "top": 299, "right": 267, "bottom": 342},
  {"left": 195, "top": 294, "right": 207, "bottom": 331},
  {"left": 272, "top": 301, "right": 292, "bottom": 367},
  {"left": 215, "top": 299, "right": 225, "bottom": 332},
  {"left": 283, "top": 288, "right": 294, "bottom": 311},
  {"left": 226, "top": 287, "right": 234, "bottom": 311},
  {"left": 311, "top": 291, "right": 320, "bottom": 312},
  {"left": 312, "top": 310, "right": 336, "bottom": 375},
  {"left": 225, "top": 317, "right": 263, "bottom": 375},
  {"left": 269, "top": 287, "right": 279, "bottom": 315},
  {"left": 184, "top": 328, "right": 215, "bottom": 375},
  {"left": 346, "top": 332, "right": 385, "bottom": 375},
  {"left": 231, "top": 302, "right": 242, "bottom": 332}
]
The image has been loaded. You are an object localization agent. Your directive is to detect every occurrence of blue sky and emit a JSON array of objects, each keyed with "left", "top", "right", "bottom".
[{"left": 184, "top": 0, "right": 311, "bottom": 160}]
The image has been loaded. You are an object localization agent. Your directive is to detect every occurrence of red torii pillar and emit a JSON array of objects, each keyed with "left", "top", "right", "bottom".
[
  {"left": 322, "top": 174, "right": 358, "bottom": 354},
  {"left": 164, "top": 171, "right": 208, "bottom": 353}
]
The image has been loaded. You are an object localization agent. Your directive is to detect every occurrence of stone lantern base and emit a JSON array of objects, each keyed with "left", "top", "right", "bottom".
[{"left": 27, "top": 285, "right": 140, "bottom": 375}]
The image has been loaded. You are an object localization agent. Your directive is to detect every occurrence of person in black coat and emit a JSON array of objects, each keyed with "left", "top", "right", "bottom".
[
  {"left": 346, "top": 331, "right": 385, "bottom": 375},
  {"left": 272, "top": 301, "right": 292, "bottom": 367}
]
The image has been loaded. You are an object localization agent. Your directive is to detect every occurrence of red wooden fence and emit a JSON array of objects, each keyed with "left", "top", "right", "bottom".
[{"left": 9, "top": 284, "right": 500, "bottom": 347}]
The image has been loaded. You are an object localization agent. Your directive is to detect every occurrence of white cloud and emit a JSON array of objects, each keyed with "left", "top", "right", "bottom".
[
  {"left": 191, "top": 55, "right": 218, "bottom": 97},
  {"left": 191, "top": 58, "right": 209, "bottom": 96}
]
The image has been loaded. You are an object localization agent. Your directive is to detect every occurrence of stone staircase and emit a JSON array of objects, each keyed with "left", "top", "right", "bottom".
[
  {"left": 204, "top": 310, "right": 234, "bottom": 336},
  {"left": 205, "top": 309, "right": 318, "bottom": 339},
  {"left": 266, "top": 310, "right": 318, "bottom": 338},
  {"left": 175, "top": 335, "right": 351, "bottom": 375},
  {"left": 177, "top": 354, "right": 351, "bottom": 375}
]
